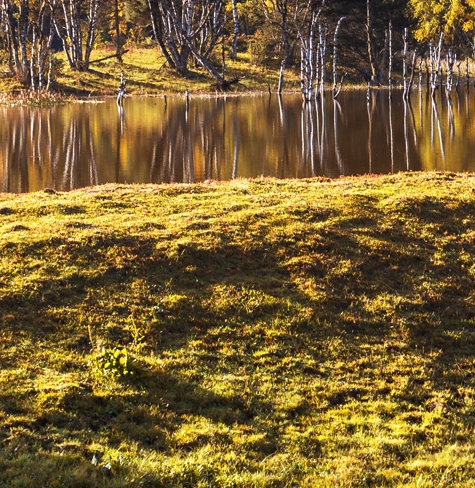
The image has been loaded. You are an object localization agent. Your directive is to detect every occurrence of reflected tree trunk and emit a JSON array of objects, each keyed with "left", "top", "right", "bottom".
[
  {"left": 447, "top": 96, "right": 454, "bottom": 140},
  {"left": 418, "top": 59, "right": 423, "bottom": 93},
  {"left": 62, "top": 117, "right": 77, "bottom": 189},
  {"left": 407, "top": 95, "right": 418, "bottom": 147},
  {"left": 232, "top": 111, "right": 239, "bottom": 179},
  {"left": 366, "top": 91, "right": 375, "bottom": 173},
  {"left": 9, "top": 110, "right": 29, "bottom": 192},
  {"left": 389, "top": 95, "right": 394, "bottom": 172},
  {"left": 455, "top": 60, "right": 461, "bottom": 91},
  {"left": 319, "top": 96, "right": 326, "bottom": 173},
  {"left": 278, "top": 95, "right": 288, "bottom": 178},
  {"left": 466, "top": 58, "right": 470, "bottom": 89},
  {"left": 87, "top": 121, "right": 98, "bottom": 186},
  {"left": 183, "top": 100, "right": 195, "bottom": 183},
  {"left": 217, "top": 98, "right": 225, "bottom": 180},
  {"left": 313, "top": 98, "right": 320, "bottom": 167},
  {"left": 465, "top": 84, "right": 470, "bottom": 117},
  {"left": 333, "top": 98, "right": 344, "bottom": 172},
  {"left": 431, "top": 97, "right": 445, "bottom": 162},
  {"left": 403, "top": 100, "right": 410, "bottom": 170},
  {"left": 301, "top": 102, "right": 317, "bottom": 174},
  {"left": 6, "top": 90, "right": 475, "bottom": 190}
]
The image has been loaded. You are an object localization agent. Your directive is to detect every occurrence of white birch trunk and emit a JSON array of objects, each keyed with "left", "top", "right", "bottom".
[
  {"left": 403, "top": 28, "right": 408, "bottom": 99},
  {"left": 431, "top": 32, "right": 444, "bottom": 97},
  {"left": 388, "top": 21, "right": 393, "bottom": 94},
  {"left": 332, "top": 17, "right": 345, "bottom": 98},
  {"left": 446, "top": 48, "right": 454, "bottom": 95},
  {"left": 319, "top": 24, "right": 326, "bottom": 95},
  {"left": 231, "top": 0, "right": 239, "bottom": 59},
  {"left": 84, "top": 0, "right": 100, "bottom": 70}
]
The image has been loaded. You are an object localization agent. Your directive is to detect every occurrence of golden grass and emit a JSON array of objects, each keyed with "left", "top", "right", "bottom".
[{"left": 1, "top": 172, "right": 475, "bottom": 486}]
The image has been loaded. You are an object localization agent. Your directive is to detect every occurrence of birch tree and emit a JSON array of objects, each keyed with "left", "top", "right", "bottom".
[
  {"left": 263, "top": 0, "right": 292, "bottom": 92},
  {"left": 297, "top": 0, "right": 326, "bottom": 101},
  {"left": 408, "top": 0, "right": 475, "bottom": 54},
  {"left": 0, "top": 0, "right": 53, "bottom": 88},
  {"left": 50, "top": 0, "right": 100, "bottom": 71},
  {"left": 0, "top": 0, "right": 30, "bottom": 82},
  {"left": 230, "top": 0, "right": 239, "bottom": 59},
  {"left": 332, "top": 16, "right": 345, "bottom": 98},
  {"left": 146, "top": 0, "right": 226, "bottom": 81},
  {"left": 299, "top": 10, "right": 317, "bottom": 101}
]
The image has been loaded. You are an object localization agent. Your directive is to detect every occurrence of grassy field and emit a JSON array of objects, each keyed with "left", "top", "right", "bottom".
[{"left": 1, "top": 172, "right": 475, "bottom": 486}]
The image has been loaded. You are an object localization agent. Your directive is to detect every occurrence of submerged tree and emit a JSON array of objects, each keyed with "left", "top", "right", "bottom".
[{"left": 298, "top": 0, "right": 326, "bottom": 100}]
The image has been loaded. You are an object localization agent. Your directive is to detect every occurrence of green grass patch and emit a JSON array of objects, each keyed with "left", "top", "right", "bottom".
[{"left": 1, "top": 172, "right": 475, "bottom": 486}]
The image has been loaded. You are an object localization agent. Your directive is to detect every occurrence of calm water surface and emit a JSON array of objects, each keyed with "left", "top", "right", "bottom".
[{"left": 1, "top": 89, "right": 475, "bottom": 193}]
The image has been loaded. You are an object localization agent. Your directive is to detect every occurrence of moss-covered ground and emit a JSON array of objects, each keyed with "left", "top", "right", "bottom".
[{"left": 2, "top": 172, "right": 475, "bottom": 486}]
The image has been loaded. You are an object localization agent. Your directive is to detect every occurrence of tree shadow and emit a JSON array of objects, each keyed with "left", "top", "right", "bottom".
[{"left": 2, "top": 192, "right": 475, "bottom": 482}]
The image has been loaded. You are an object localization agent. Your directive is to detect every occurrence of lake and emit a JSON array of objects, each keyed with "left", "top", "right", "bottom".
[{"left": 1, "top": 88, "right": 474, "bottom": 193}]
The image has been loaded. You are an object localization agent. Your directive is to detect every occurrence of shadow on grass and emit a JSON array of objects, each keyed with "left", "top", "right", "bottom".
[
  {"left": 2, "top": 195, "right": 475, "bottom": 359},
  {"left": 2, "top": 192, "right": 475, "bottom": 485}
]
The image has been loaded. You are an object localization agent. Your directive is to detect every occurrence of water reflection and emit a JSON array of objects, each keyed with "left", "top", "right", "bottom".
[{"left": 1, "top": 89, "right": 475, "bottom": 193}]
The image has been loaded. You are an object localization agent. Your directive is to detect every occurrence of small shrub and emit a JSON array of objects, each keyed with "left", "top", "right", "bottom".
[{"left": 93, "top": 346, "right": 133, "bottom": 379}]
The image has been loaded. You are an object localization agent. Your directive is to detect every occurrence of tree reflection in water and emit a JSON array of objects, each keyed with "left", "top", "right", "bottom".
[{"left": 1, "top": 89, "right": 474, "bottom": 193}]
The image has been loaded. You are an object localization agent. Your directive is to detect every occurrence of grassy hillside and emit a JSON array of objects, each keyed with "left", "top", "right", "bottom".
[
  {"left": 0, "top": 47, "right": 301, "bottom": 101},
  {"left": 1, "top": 172, "right": 475, "bottom": 486}
]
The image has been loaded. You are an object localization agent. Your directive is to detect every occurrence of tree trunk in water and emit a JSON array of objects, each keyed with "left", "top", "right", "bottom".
[
  {"left": 466, "top": 57, "right": 470, "bottom": 88},
  {"left": 388, "top": 21, "right": 393, "bottom": 95},
  {"left": 407, "top": 51, "right": 416, "bottom": 97},
  {"left": 299, "top": 12, "right": 317, "bottom": 101},
  {"left": 319, "top": 24, "right": 326, "bottom": 95},
  {"left": 403, "top": 28, "right": 408, "bottom": 99},
  {"left": 446, "top": 48, "right": 454, "bottom": 95},
  {"left": 278, "top": 58, "right": 285, "bottom": 95},
  {"left": 431, "top": 32, "right": 444, "bottom": 98}
]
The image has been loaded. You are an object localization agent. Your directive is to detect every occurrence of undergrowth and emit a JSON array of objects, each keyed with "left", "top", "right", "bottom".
[{"left": 1, "top": 172, "right": 475, "bottom": 486}]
